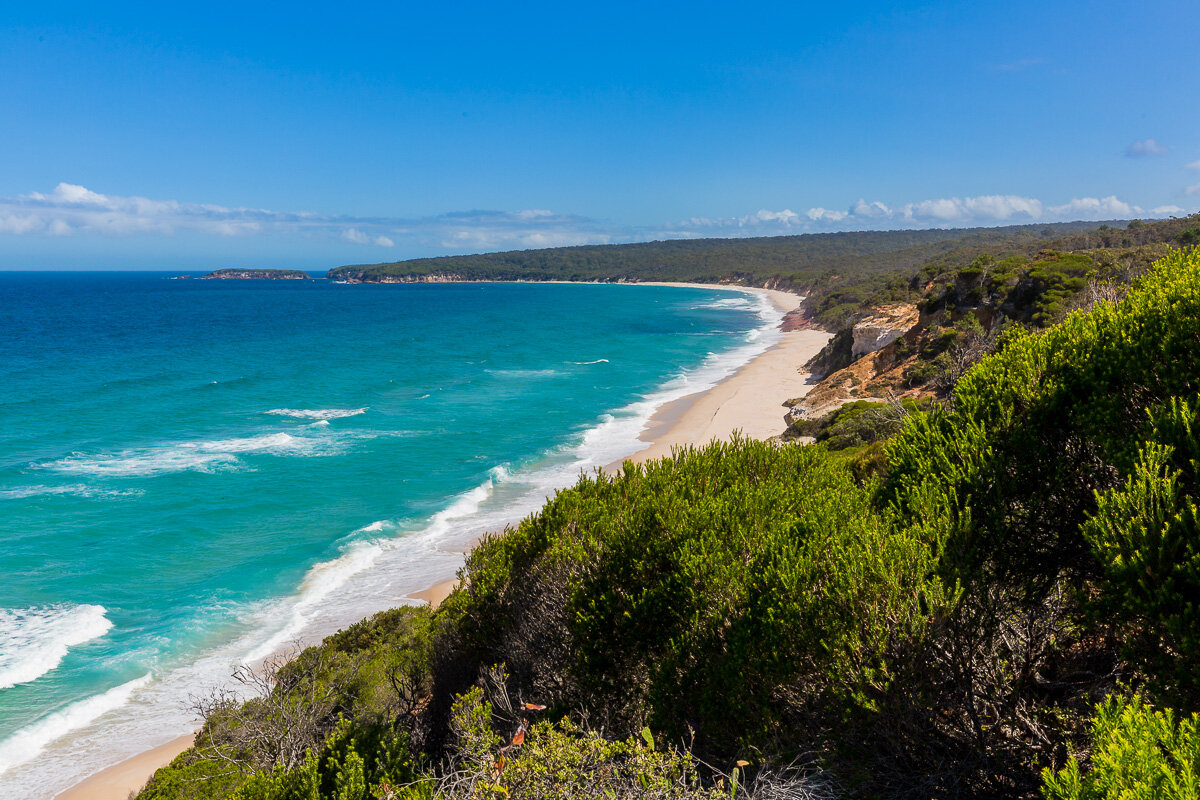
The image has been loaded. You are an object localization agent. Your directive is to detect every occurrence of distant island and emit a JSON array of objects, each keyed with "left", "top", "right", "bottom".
[{"left": 198, "top": 269, "right": 311, "bottom": 280}]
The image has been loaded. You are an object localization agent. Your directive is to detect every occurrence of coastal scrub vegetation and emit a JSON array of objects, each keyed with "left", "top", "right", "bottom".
[
  {"left": 141, "top": 244, "right": 1200, "bottom": 799},
  {"left": 787, "top": 214, "right": 1197, "bottom": 421}
]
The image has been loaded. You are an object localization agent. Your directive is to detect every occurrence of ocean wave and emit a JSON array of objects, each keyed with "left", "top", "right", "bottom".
[
  {"left": 567, "top": 359, "right": 610, "bottom": 365},
  {"left": 265, "top": 408, "right": 367, "bottom": 420},
  {"left": 0, "top": 605, "right": 114, "bottom": 690},
  {"left": 39, "top": 431, "right": 361, "bottom": 478},
  {"left": 692, "top": 297, "right": 757, "bottom": 311},
  {"left": 243, "top": 471, "right": 502, "bottom": 663},
  {"left": 0, "top": 484, "right": 144, "bottom": 500},
  {"left": 0, "top": 673, "right": 151, "bottom": 776}
]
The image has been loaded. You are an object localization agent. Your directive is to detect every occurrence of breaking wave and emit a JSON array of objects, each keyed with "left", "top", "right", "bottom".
[{"left": 0, "top": 605, "right": 114, "bottom": 690}]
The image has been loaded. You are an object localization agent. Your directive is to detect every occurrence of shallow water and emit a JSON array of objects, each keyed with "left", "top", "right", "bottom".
[{"left": 0, "top": 273, "right": 779, "bottom": 796}]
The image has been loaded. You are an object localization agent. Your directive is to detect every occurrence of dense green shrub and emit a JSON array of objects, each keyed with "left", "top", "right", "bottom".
[
  {"left": 874, "top": 248, "right": 1200, "bottom": 792},
  {"left": 1084, "top": 396, "right": 1200, "bottom": 699},
  {"left": 444, "top": 438, "right": 948, "bottom": 752},
  {"left": 1041, "top": 695, "right": 1200, "bottom": 800},
  {"left": 887, "top": 247, "right": 1200, "bottom": 594}
]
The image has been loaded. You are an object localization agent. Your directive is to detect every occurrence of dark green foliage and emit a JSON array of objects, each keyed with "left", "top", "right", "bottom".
[
  {"left": 870, "top": 248, "right": 1200, "bottom": 794},
  {"left": 1022, "top": 251, "right": 1096, "bottom": 325},
  {"left": 1084, "top": 397, "right": 1200, "bottom": 700},
  {"left": 444, "top": 438, "right": 947, "bottom": 753},
  {"left": 804, "top": 326, "right": 855, "bottom": 378}
]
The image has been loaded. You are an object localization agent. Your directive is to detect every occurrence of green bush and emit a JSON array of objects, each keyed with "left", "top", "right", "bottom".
[
  {"left": 887, "top": 247, "right": 1200, "bottom": 594},
  {"left": 1084, "top": 396, "right": 1200, "bottom": 699},
  {"left": 1041, "top": 695, "right": 1200, "bottom": 800},
  {"left": 445, "top": 438, "right": 948, "bottom": 752}
]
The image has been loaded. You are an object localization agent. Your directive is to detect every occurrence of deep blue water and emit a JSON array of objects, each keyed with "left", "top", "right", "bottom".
[{"left": 0, "top": 272, "right": 777, "bottom": 796}]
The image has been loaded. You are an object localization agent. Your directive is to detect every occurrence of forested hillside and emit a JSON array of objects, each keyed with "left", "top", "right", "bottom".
[
  {"left": 140, "top": 244, "right": 1200, "bottom": 799},
  {"left": 326, "top": 221, "right": 1109, "bottom": 289}
]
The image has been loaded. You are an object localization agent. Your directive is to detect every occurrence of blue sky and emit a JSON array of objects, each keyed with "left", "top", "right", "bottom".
[{"left": 1, "top": 0, "right": 1198, "bottom": 268}]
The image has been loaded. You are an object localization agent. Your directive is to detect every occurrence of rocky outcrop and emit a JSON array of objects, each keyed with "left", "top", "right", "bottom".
[
  {"left": 784, "top": 303, "right": 926, "bottom": 425},
  {"left": 199, "top": 269, "right": 311, "bottom": 280},
  {"left": 804, "top": 328, "right": 855, "bottom": 379},
  {"left": 850, "top": 304, "right": 920, "bottom": 358}
]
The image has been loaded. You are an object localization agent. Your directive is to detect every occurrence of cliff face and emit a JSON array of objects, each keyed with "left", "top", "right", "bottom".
[
  {"left": 851, "top": 304, "right": 920, "bottom": 357},
  {"left": 787, "top": 303, "right": 925, "bottom": 423}
]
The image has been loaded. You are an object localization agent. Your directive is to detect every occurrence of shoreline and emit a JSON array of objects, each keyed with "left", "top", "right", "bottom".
[{"left": 56, "top": 282, "right": 831, "bottom": 800}]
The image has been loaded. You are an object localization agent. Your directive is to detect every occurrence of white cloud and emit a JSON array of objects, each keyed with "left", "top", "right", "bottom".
[
  {"left": 806, "top": 207, "right": 847, "bottom": 223},
  {"left": 0, "top": 182, "right": 1193, "bottom": 261},
  {"left": 1046, "top": 195, "right": 1137, "bottom": 218},
  {"left": 0, "top": 184, "right": 612, "bottom": 254},
  {"left": 1126, "top": 138, "right": 1170, "bottom": 157},
  {"left": 30, "top": 182, "right": 111, "bottom": 205},
  {"left": 666, "top": 193, "right": 1187, "bottom": 238},
  {"left": 1187, "top": 160, "right": 1200, "bottom": 171},
  {"left": 341, "top": 229, "right": 396, "bottom": 247},
  {"left": 852, "top": 199, "right": 891, "bottom": 218}
]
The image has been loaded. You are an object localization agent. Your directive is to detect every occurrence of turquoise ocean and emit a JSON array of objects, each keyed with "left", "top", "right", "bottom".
[{"left": 0, "top": 273, "right": 781, "bottom": 797}]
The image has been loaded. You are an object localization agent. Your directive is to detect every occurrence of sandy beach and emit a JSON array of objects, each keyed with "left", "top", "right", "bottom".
[
  {"left": 56, "top": 283, "right": 830, "bottom": 800},
  {"left": 53, "top": 735, "right": 194, "bottom": 800},
  {"left": 624, "top": 286, "right": 829, "bottom": 464}
]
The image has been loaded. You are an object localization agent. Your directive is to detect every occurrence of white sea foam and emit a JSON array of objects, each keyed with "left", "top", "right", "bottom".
[
  {"left": 265, "top": 407, "right": 368, "bottom": 420},
  {"left": 0, "top": 605, "right": 114, "bottom": 690},
  {"left": 0, "top": 673, "right": 151, "bottom": 776},
  {"left": 559, "top": 288, "right": 784, "bottom": 472},
  {"left": 568, "top": 359, "right": 610, "bottom": 365},
  {"left": 693, "top": 296, "right": 757, "bottom": 310},
  {"left": 242, "top": 540, "right": 388, "bottom": 663},
  {"left": 242, "top": 465, "right": 508, "bottom": 664},
  {"left": 0, "top": 484, "right": 144, "bottom": 500},
  {"left": 40, "top": 431, "right": 363, "bottom": 478}
]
